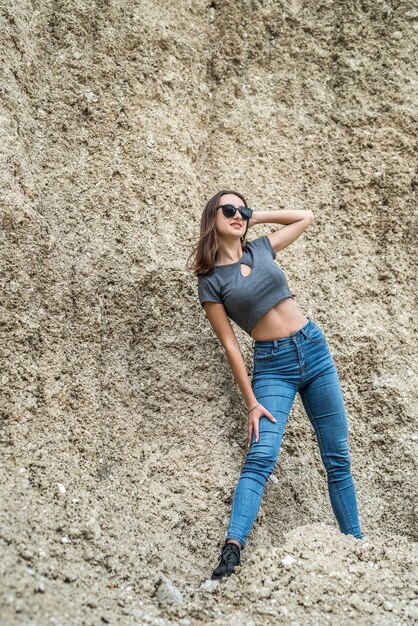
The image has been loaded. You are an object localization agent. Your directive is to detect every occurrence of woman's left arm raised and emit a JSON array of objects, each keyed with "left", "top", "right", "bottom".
[{"left": 248, "top": 209, "right": 314, "bottom": 253}]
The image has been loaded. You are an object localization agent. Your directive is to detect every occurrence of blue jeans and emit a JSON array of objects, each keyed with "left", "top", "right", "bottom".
[{"left": 226, "top": 317, "right": 363, "bottom": 548}]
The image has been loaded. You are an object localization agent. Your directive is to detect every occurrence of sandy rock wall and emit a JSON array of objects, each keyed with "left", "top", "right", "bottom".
[{"left": 1, "top": 1, "right": 417, "bottom": 624}]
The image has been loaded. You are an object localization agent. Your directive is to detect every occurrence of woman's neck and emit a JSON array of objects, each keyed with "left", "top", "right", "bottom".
[{"left": 216, "top": 238, "right": 243, "bottom": 264}]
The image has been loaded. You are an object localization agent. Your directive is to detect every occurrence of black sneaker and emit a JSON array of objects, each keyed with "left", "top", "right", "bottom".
[{"left": 211, "top": 541, "right": 241, "bottom": 580}]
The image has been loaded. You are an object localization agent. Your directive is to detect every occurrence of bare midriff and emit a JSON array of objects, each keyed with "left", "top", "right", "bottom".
[{"left": 250, "top": 297, "right": 309, "bottom": 341}]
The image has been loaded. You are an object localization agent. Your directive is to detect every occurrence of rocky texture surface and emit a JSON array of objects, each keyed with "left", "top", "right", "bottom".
[{"left": 1, "top": 1, "right": 417, "bottom": 625}]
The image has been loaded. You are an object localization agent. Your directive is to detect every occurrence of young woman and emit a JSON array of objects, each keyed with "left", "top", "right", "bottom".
[{"left": 187, "top": 189, "right": 363, "bottom": 580}]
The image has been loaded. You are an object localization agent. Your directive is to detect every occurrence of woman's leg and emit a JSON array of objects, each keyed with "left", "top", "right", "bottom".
[
  {"left": 226, "top": 378, "right": 298, "bottom": 549},
  {"left": 299, "top": 365, "right": 363, "bottom": 539}
]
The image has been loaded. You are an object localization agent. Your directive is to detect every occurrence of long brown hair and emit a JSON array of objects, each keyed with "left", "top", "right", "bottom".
[{"left": 186, "top": 189, "right": 250, "bottom": 276}]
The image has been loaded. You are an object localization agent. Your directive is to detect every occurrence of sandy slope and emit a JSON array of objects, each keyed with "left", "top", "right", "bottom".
[{"left": 1, "top": 1, "right": 417, "bottom": 624}]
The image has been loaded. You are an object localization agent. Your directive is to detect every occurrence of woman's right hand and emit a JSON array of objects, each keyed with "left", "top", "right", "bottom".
[{"left": 247, "top": 404, "right": 277, "bottom": 448}]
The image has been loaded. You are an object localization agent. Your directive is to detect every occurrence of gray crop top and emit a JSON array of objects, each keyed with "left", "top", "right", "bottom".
[{"left": 197, "top": 234, "right": 295, "bottom": 336}]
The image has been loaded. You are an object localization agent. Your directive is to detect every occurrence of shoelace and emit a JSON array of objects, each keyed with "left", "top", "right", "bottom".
[{"left": 218, "top": 544, "right": 239, "bottom": 565}]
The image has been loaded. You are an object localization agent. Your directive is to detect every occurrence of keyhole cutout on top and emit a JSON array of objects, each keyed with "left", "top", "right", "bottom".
[{"left": 240, "top": 263, "right": 252, "bottom": 277}]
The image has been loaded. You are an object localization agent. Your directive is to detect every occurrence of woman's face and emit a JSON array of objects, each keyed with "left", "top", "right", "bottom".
[{"left": 215, "top": 194, "right": 247, "bottom": 239}]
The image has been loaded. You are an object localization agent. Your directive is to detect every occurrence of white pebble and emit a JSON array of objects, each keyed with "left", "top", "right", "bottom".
[
  {"left": 281, "top": 555, "right": 296, "bottom": 566},
  {"left": 200, "top": 579, "right": 219, "bottom": 592}
]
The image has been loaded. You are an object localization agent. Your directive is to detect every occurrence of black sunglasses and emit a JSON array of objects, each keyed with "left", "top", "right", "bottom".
[{"left": 217, "top": 204, "right": 253, "bottom": 221}]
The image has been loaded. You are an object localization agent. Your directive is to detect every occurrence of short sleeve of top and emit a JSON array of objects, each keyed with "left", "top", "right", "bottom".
[
  {"left": 197, "top": 273, "right": 223, "bottom": 307},
  {"left": 257, "top": 234, "right": 276, "bottom": 260}
]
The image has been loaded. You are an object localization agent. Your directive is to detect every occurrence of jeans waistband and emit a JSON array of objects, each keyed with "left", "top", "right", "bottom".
[{"left": 251, "top": 317, "right": 315, "bottom": 348}]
